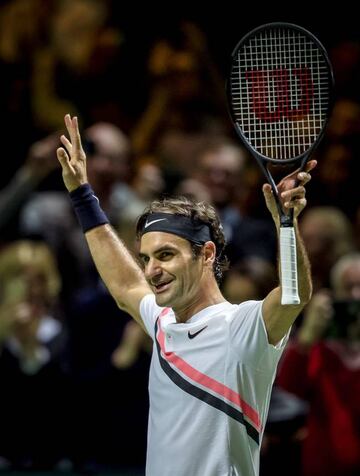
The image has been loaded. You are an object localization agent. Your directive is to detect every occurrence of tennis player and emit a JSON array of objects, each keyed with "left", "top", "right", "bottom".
[{"left": 57, "top": 114, "right": 315, "bottom": 476}]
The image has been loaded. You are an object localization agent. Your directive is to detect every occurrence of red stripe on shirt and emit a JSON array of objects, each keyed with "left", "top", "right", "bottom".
[{"left": 156, "top": 313, "right": 261, "bottom": 431}]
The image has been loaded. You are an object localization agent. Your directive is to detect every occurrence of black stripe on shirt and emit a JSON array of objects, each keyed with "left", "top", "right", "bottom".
[{"left": 154, "top": 319, "right": 259, "bottom": 445}]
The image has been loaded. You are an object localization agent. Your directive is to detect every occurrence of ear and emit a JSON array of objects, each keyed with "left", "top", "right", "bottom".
[{"left": 203, "top": 241, "right": 216, "bottom": 265}]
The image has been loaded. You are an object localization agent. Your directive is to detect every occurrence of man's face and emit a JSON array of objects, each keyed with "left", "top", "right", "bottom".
[
  {"left": 139, "top": 232, "right": 204, "bottom": 309},
  {"left": 85, "top": 125, "right": 130, "bottom": 186},
  {"left": 300, "top": 216, "right": 333, "bottom": 261},
  {"left": 199, "top": 146, "right": 244, "bottom": 207},
  {"left": 338, "top": 263, "right": 360, "bottom": 300}
]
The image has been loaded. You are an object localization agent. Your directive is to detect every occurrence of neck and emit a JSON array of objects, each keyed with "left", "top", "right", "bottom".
[{"left": 174, "top": 280, "right": 226, "bottom": 323}]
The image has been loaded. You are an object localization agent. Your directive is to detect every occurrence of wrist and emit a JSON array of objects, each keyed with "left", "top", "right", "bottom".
[
  {"left": 69, "top": 183, "right": 110, "bottom": 233},
  {"left": 68, "top": 179, "right": 88, "bottom": 193}
]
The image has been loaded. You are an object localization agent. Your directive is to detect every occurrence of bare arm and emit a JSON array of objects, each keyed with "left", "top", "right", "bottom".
[
  {"left": 56, "top": 115, "right": 151, "bottom": 329},
  {"left": 261, "top": 162, "right": 316, "bottom": 344},
  {"left": 262, "top": 220, "right": 312, "bottom": 344},
  {"left": 85, "top": 225, "right": 151, "bottom": 327}
]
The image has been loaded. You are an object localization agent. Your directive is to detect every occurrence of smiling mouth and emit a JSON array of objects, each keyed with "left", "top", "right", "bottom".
[{"left": 153, "top": 280, "right": 172, "bottom": 293}]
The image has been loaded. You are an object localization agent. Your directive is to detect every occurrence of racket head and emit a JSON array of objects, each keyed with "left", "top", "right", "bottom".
[{"left": 227, "top": 22, "right": 334, "bottom": 164}]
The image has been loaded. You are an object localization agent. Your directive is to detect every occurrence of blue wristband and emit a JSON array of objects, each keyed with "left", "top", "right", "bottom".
[{"left": 69, "top": 183, "right": 109, "bottom": 233}]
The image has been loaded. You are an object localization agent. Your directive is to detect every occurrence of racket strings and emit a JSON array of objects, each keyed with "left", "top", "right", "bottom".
[{"left": 231, "top": 26, "right": 331, "bottom": 160}]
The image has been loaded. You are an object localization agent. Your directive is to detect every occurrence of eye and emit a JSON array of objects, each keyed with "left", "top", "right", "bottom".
[
  {"left": 158, "top": 251, "right": 172, "bottom": 260},
  {"left": 139, "top": 255, "right": 149, "bottom": 266}
]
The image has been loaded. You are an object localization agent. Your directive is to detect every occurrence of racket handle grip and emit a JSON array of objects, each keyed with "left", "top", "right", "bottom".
[{"left": 280, "top": 226, "right": 300, "bottom": 305}]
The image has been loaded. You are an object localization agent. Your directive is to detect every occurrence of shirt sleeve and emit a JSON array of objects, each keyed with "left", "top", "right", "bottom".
[
  {"left": 139, "top": 293, "right": 164, "bottom": 340},
  {"left": 228, "top": 300, "right": 290, "bottom": 374}
]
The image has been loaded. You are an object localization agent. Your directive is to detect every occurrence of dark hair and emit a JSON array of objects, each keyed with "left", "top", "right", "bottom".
[{"left": 136, "top": 196, "right": 229, "bottom": 283}]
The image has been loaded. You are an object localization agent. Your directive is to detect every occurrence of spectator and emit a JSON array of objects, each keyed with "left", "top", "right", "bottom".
[
  {"left": 277, "top": 253, "right": 360, "bottom": 476},
  {"left": 299, "top": 206, "right": 355, "bottom": 291},
  {"left": 194, "top": 139, "right": 277, "bottom": 264},
  {"left": 0, "top": 240, "right": 70, "bottom": 470}
]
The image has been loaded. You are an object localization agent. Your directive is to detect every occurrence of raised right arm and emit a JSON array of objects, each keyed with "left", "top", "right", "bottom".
[
  {"left": 85, "top": 225, "right": 151, "bottom": 326},
  {"left": 56, "top": 114, "right": 151, "bottom": 328}
]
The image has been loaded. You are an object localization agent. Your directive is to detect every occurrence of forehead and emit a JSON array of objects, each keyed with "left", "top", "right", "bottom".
[{"left": 140, "top": 232, "right": 191, "bottom": 254}]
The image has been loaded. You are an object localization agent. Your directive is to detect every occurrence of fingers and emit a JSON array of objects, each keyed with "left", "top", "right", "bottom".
[
  {"left": 295, "top": 159, "right": 317, "bottom": 185},
  {"left": 281, "top": 185, "right": 305, "bottom": 204},
  {"left": 285, "top": 197, "right": 307, "bottom": 212},
  {"left": 279, "top": 183, "right": 307, "bottom": 217},
  {"left": 73, "top": 116, "right": 83, "bottom": 150},
  {"left": 280, "top": 159, "right": 317, "bottom": 187},
  {"left": 283, "top": 193, "right": 307, "bottom": 211},
  {"left": 56, "top": 147, "right": 71, "bottom": 171},
  {"left": 283, "top": 197, "right": 307, "bottom": 217},
  {"left": 304, "top": 159, "right": 317, "bottom": 173},
  {"left": 64, "top": 114, "right": 83, "bottom": 155},
  {"left": 60, "top": 134, "right": 72, "bottom": 155},
  {"left": 297, "top": 169, "right": 313, "bottom": 187},
  {"left": 285, "top": 160, "right": 316, "bottom": 211}
]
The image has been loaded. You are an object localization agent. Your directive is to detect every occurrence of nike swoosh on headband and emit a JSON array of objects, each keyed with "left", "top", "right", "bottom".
[{"left": 144, "top": 218, "right": 168, "bottom": 228}]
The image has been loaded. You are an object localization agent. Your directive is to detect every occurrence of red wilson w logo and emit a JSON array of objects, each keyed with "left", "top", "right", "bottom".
[{"left": 245, "top": 67, "right": 314, "bottom": 122}]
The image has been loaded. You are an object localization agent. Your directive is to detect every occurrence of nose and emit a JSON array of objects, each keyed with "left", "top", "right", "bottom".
[{"left": 144, "top": 258, "right": 162, "bottom": 282}]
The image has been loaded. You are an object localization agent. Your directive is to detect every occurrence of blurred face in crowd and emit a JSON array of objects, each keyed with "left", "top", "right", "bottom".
[
  {"left": 335, "top": 262, "right": 360, "bottom": 300},
  {"left": 85, "top": 123, "right": 131, "bottom": 187},
  {"left": 300, "top": 208, "right": 353, "bottom": 265},
  {"left": 327, "top": 98, "right": 360, "bottom": 140},
  {"left": 300, "top": 215, "right": 333, "bottom": 260},
  {"left": 51, "top": 0, "right": 107, "bottom": 69},
  {"left": 333, "top": 259, "right": 360, "bottom": 342},
  {"left": 198, "top": 145, "right": 246, "bottom": 208},
  {"left": 148, "top": 38, "right": 201, "bottom": 101},
  {"left": 223, "top": 272, "right": 258, "bottom": 304},
  {"left": 133, "top": 163, "right": 165, "bottom": 201},
  {"left": 3, "top": 268, "right": 47, "bottom": 308},
  {"left": 0, "top": 242, "right": 60, "bottom": 311}
]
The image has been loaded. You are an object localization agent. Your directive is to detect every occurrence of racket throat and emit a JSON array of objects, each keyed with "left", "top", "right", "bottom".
[{"left": 280, "top": 214, "right": 293, "bottom": 227}]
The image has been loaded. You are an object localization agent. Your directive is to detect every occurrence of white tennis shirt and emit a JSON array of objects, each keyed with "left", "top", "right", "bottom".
[{"left": 139, "top": 294, "right": 288, "bottom": 476}]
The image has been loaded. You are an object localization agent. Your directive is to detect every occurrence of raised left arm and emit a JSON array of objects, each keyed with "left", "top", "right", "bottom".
[{"left": 261, "top": 161, "right": 316, "bottom": 345}]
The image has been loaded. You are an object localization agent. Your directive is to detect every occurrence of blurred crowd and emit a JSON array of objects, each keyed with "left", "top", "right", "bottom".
[{"left": 0, "top": 1, "right": 359, "bottom": 474}]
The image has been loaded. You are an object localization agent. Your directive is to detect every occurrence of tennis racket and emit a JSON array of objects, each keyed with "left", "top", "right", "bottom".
[{"left": 227, "top": 22, "right": 334, "bottom": 305}]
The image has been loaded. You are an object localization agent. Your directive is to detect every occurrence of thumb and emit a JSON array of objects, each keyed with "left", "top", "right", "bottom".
[
  {"left": 262, "top": 183, "right": 272, "bottom": 195},
  {"left": 262, "top": 183, "right": 274, "bottom": 206},
  {"left": 262, "top": 183, "right": 279, "bottom": 220}
]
